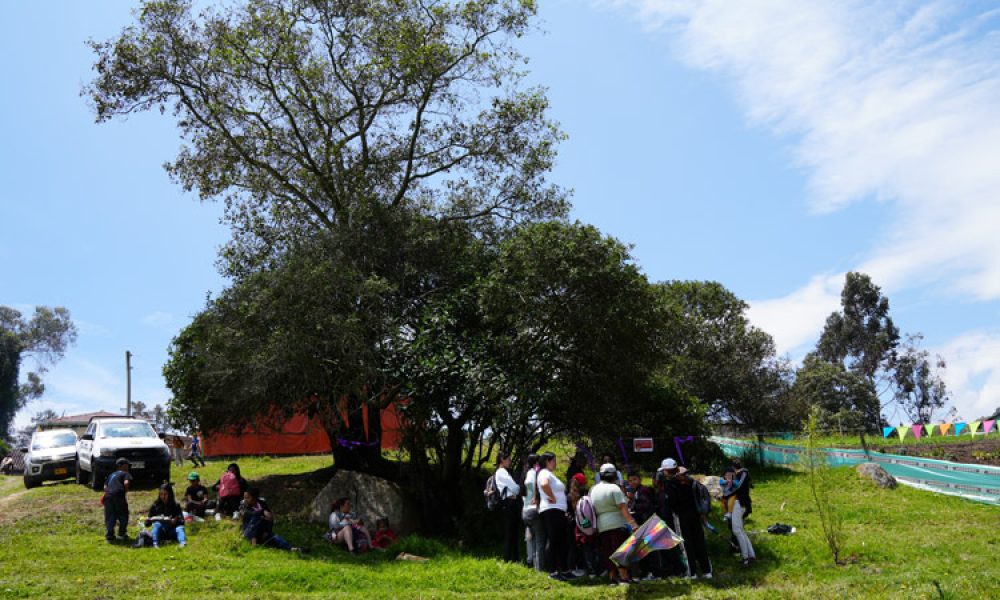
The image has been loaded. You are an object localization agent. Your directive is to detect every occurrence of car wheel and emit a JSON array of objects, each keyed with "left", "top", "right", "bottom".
[
  {"left": 23, "top": 476, "right": 40, "bottom": 489},
  {"left": 75, "top": 460, "right": 86, "bottom": 485},
  {"left": 91, "top": 464, "right": 105, "bottom": 491}
]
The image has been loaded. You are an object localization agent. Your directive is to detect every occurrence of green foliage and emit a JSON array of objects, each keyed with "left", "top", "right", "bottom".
[
  {"left": 892, "top": 333, "right": 949, "bottom": 423},
  {"left": 0, "top": 306, "right": 77, "bottom": 439},
  {"left": 802, "top": 408, "right": 847, "bottom": 565},
  {"left": 792, "top": 356, "right": 878, "bottom": 434}
]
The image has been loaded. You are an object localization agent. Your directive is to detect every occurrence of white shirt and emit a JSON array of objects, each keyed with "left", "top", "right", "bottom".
[
  {"left": 495, "top": 466, "right": 520, "bottom": 499},
  {"left": 537, "top": 468, "right": 567, "bottom": 513},
  {"left": 522, "top": 469, "right": 537, "bottom": 512}
]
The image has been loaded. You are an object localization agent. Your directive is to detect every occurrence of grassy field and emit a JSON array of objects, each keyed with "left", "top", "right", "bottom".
[{"left": 1, "top": 455, "right": 999, "bottom": 598}]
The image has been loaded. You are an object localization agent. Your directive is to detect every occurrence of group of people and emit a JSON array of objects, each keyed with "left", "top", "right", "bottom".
[
  {"left": 325, "top": 497, "right": 398, "bottom": 553},
  {"left": 100, "top": 458, "right": 300, "bottom": 551},
  {"left": 168, "top": 432, "right": 207, "bottom": 468},
  {"left": 492, "top": 450, "right": 756, "bottom": 585}
]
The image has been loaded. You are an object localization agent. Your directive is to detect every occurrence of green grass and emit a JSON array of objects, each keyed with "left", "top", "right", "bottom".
[
  {"left": 2, "top": 456, "right": 999, "bottom": 598},
  {"left": 760, "top": 432, "right": 1000, "bottom": 452}
]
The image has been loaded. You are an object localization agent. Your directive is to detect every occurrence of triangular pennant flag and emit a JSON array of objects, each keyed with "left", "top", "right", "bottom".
[
  {"left": 955, "top": 422, "right": 967, "bottom": 436},
  {"left": 939, "top": 423, "right": 951, "bottom": 436},
  {"left": 969, "top": 421, "right": 981, "bottom": 435},
  {"left": 912, "top": 424, "right": 923, "bottom": 440},
  {"left": 985, "top": 420, "right": 996, "bottom": 435},
  {"left": 924, "top": 424, "right": 935, "bottom": 437},
  {"left": 883, "top": 426, "right": 895, "bottom": 439},
  {"left": 896, "top": 426, "right": 909, "bottom": 440}
]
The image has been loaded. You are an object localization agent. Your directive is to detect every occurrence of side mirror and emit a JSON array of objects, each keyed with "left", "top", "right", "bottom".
[
  {"left": 81, "top": 434, "right": 94, "bottom": 441},
  {"left": 19, "top": 447, "right": 29, "bottom": 454},
  {"left": 158, "top": 432, "right": 166, "bottom": 439}
]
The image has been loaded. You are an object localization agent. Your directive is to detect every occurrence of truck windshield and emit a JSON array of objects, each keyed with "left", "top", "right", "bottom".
[
  {"left": 100, "top": 423, "right": 157, "bottom": 438},
  {"left": 32, "top": 432, "right": 78, "bottom": 450}
]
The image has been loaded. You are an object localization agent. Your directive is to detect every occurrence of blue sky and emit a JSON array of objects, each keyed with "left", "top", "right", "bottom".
[{"left": 3, "top": 1, "right": 1000, "bottom": 430}]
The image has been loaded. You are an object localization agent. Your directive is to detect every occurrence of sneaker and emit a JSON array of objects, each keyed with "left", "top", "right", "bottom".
[
  {"left": 643, "top": 573, "right": 658, "bottom": 581},
  {"left": 703, "top": 573, "right": 713, "bottom": 580},
  {"left": 179, "top": 542, "right": 187, "bottom": 548},
  {"left": 117, "top": 534, "right": 129, "bottom": 541},
  {"left": 571, "top": 569, "right": 586, "bottom": 578},
  {"left": 215, "top": 513, "right": 222, "bottom": 521},
  {"left": 548, "top": 572, "right": 565, "bottom": 581},
  {"left": 232, "top": 512, "right": 239, "bottom": 519},
  {"left": 193, "top": 516, "right": 205, "bottom": 523},
  {"left": 152, "top": 542, "right": 159, "bottom": 548}
]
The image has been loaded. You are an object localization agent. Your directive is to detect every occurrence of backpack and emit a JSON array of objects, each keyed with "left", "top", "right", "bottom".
[
  {"left": 575, "top": 495, "right": 597, "bottom": 536},
  {"left": 219, "top": 471, "right": 240, "bottom": 498},
  {"left": 693, "top": 480, "right": 711, "bottom": 516},
  {"left": 484, "top": 474, "right": 503, "bottom": 511}
]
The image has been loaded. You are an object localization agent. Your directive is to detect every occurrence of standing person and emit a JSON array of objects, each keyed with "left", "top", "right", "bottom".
[
  {"left": 169, "top": 435, "right": 185, "bottom": 467},
  {"left": 213, "top": 463, "right": 248, "bottom": 519},
  {"left": 537, "top": 452, "right": 572, "bottom": 580},
  {"left": 565, "top": 452, "right": 587, "bottom": 485},
  {"left": 103, "top": 458, "right": 133, "bottom": 542},
  {"left": 494, "top": 451, "right": 521, "bottom": 563},
  {"left": 626, "top": 469, "right": 659, "bottom": 580},
  {"left": 189, "top": 432, "right": 206, "bottom": 467},
  {"left": 591, "top": 463, "right": 639, "bottom": 585},
  {"left": 595, "top": 454, "right": 624, "bottom": 486},
  {"left": 568, "top": 473, "right": 599, "bottom": 577},
  {"left": 183, "top": 471, "right": 210, "bottom": 518},
  {"left": 664, "top": 467, "right": 713, "bottom": 579},
  {"left": 146, "top": 483, "right": 187, "bottom": 548},
  {"left": 520, "top": 454, "right": 543, "bottom": 571},
  {"left": 729, "top": 460, "right": 756, "bottom": 567}
]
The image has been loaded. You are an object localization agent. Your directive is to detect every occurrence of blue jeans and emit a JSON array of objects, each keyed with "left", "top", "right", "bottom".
[
  {"left": 263, "top": 533, "right": 292, "bottom": 551},
  {"left": 151, "top": 522, "right": 187, "bottom": 546}
]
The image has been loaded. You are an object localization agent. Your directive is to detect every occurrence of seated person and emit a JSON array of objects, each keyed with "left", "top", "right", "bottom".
[
  {"left": 327, "top": 497, "right": 372, "bottom": 552},
  {"left": 212, "top": 463, "right": 248, "bottom": 518},
  {"left": 240, "top": 487, "right": 300, "bottom": 552},
  {"left": 372, "top": 517, "right": 398, "bottom": 549},
  {"left": 146, "top": 484, "right": 186, "bottom": 548},
  {"left": 184, "top": 471, "right": 211, "bottom": 518}
]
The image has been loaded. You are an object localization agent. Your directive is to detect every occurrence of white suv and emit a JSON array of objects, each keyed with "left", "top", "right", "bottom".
[
  {"left": 22, "top": 428, "right": 79, "bottom": 488},
  {"left": 76, "top": 417, "right": 171, "bottom": 490}
]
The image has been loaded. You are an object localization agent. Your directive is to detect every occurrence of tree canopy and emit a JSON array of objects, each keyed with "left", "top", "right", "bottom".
[{"left": 0, "top": 306, "right": 77, "bottom": 438}]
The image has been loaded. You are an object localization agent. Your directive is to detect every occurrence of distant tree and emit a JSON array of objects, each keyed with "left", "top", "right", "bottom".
[
  {"left": 792, "top": 356, "right": 878, "bottom": 434},
  {"left": 811, "top": 272, "right": 899, "bottom": 431},
  {"left": 892, "top": 333, "right": 949, "bottom": 423},
  {"left": 0, "top": 306, "right": 77, "bottom": 439},
  {"left": 30, "top": 409, "right": 60, "bottom": 425}
]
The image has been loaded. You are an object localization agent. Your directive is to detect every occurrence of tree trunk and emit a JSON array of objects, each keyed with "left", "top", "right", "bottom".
[{"left": 323, "top": 395, "right": 397, "bottom": 481}]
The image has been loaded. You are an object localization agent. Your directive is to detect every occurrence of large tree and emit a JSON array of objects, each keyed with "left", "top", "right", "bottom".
[
  {"left": 654, "top": 281, "right": 798, "bottom": 433},
  {"left": 93, "top": 0, "right": 568, "bottom": 469},
  {"left": 0, "top": 306, "right": 77, "bottom": 438},
  {"left": 891, "top": 333, "right": 949, "bottom": 423}
]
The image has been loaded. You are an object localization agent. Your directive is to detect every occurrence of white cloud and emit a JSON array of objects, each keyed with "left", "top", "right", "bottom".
[
  {"left": 141, "top": 311, "right": 180, "bottom": 331},
  {"left": 13, "top": 358, "right": 124, "bottom": 430},
  {"left": 609, "top": 1, "right": 1000, "bottom": 418}
]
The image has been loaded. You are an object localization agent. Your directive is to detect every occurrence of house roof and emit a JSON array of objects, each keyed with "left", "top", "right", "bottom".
[{"left": 42, "top": 411, "right": 125, "bottom": 425}]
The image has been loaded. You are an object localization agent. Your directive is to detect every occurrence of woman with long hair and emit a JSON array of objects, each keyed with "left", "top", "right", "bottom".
[
  {"left": 145, "top": 483, "right": 186, "bottom": 548},
  {"left": 537, "top": 451, "right": 572, "bottom": 580}
]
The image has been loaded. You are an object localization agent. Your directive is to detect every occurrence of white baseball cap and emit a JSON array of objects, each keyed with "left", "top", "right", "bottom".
[
  {"left": 658, "top": 458, "right": 678, "bottom": 471},
  {"left": 599, "top": 463, "right": 617, "bottom": 476}
]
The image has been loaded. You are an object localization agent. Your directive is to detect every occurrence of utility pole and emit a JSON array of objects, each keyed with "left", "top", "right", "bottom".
[{"left": 126, "top": 350, "right": 132, "bottom": 417}]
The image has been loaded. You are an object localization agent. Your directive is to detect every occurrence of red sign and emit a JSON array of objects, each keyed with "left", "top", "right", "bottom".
[{"left": 633, "top": 438, "right": 654, "bottom": 453}]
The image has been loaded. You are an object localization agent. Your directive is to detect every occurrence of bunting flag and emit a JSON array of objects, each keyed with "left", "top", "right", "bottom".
[
  {"left": 911, "top": 424, "right": 923, "bottom": 440},
  {"left": 924, "top": 424, "right": 935, "bottom": 437},
  {"left": 939, "top": 424, "right": 952, "bottom": 436},
  {"left": 883, "top": 426, "right": 895, "bottom": 439},
  {"left": 969, "top": 421, "right": 981, "bottom": 435},
  {"left": 610, "top": 515, "right": 682, "bottom": 566},
  {"left": 955, "top": 422, "right": 967, "bottom": 436},
  {"left": 985, "top": 420, "right": 996, "bottom": 435},
  {"left": 896, "top": 426, "right": 909, "bottom": 440}
]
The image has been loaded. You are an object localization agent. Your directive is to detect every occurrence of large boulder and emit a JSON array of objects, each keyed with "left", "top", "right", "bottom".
[
  {"left": 309, "top": 469, "right": 421, "bottom": 536},
  {"left": 856, "top": 462, "right": 897, "bottom": 489},
  {"left": 693, "top": 474, "right": 724, "bottom": 500}
]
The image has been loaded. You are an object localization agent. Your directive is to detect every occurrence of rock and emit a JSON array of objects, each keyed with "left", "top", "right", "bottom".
[
  {"left": 856, "top": 462, "right": 897, "bottom": 489},
  {"left": 309, "top": 469, "right": 421, "bottom": 536},
  {"left": 692, "top": 474, "right": 724, "bottom": 500}
]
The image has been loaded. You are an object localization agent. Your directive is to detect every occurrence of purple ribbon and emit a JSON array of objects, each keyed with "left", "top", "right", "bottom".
[
  {"left": 674, "top": 436, "right": 695, "bottom": 466},
  {"left": 336, "top": 436, "right": 380, "bottom": 449},
  {"left": 617, "top": 437, "right": 630, "bottom": 471}
]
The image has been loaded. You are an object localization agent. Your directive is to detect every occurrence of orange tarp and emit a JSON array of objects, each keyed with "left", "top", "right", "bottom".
[{"left": 202, "top": 405, "right": 404, "bottom": 457}]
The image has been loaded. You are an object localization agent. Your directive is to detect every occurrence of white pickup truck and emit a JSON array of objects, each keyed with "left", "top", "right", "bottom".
[{"left": 75, "top": 417, "right": 171, "bottom": 490}]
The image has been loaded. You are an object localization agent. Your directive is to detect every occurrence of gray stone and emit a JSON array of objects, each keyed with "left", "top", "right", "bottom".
[
  {"left": 856, "top": 462, "right": 897, "bottom": 489},
  {"left": 309, "top": 469, "right": 421, "bottom": 536},
  {"left": 693, "top": 474, "right": 724, "bottom": 500}
]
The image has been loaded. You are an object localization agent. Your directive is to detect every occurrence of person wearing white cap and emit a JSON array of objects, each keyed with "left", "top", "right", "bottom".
[{"left": 591, "top": 463, "right": 638, "bottom": 585}]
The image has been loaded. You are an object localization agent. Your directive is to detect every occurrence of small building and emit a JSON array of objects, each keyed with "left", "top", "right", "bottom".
[{"left": 37, "top": 411, "right": 127, "bottom": 436}]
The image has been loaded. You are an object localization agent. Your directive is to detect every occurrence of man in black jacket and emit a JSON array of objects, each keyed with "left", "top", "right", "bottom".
[{"left": 663, "top": 467, "right": 713, "bottom": 579}]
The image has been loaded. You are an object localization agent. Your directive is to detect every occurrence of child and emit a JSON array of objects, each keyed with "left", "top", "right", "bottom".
[
  {"left": 146, "top": 483, "right": 186, "bottom": 548},
  {"left": 103, "top": 458, "right": 133, "bottom": 542},
  {"left": 240, "top": 487, "right": 301, "bottom": 552},
  {"left": 372, "top": 517, "right": 398, "bottom": 549},
  {"left": 189, "top": 432, "right": 206, "bottom": 467}
]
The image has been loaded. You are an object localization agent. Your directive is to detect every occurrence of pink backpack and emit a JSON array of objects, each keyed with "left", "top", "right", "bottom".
[
  {"left": 219, "top": 471, "right": 239, "bottom": 498},
  {"left": 576, "top": 495, "right": 598, "bottom": 536}
]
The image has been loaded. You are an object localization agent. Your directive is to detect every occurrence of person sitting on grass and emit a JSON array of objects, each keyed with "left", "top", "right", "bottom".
[
  {"left": 212, "top": 463, "right": 248, "bottom": 519},
  {"left": 328, "top": 497, "right": 372, "bottom": 553},
  {"left": 240, "top": 487, "right": 301, "bottom": 552},
  {"left": 183, "top": 471, "right": 210, "bottom": 519},
  {"left": 372, "top": 517, "right": 398, "bottom": 549},
  {"left": 146, "top": 483, "right": 186, "bottom": 548}
]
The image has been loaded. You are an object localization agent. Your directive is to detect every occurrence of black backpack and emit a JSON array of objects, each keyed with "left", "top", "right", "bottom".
[{"left": 484, "top": 474, "right": 503, "bottom": 511}]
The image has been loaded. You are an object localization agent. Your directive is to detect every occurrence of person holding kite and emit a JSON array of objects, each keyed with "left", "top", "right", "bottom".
[
  {"left": 663, "top": 466, "right": 714, "bottom": 579},
  {"left": 591, "top": 463, "right": 640, "bottom": 585}
]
